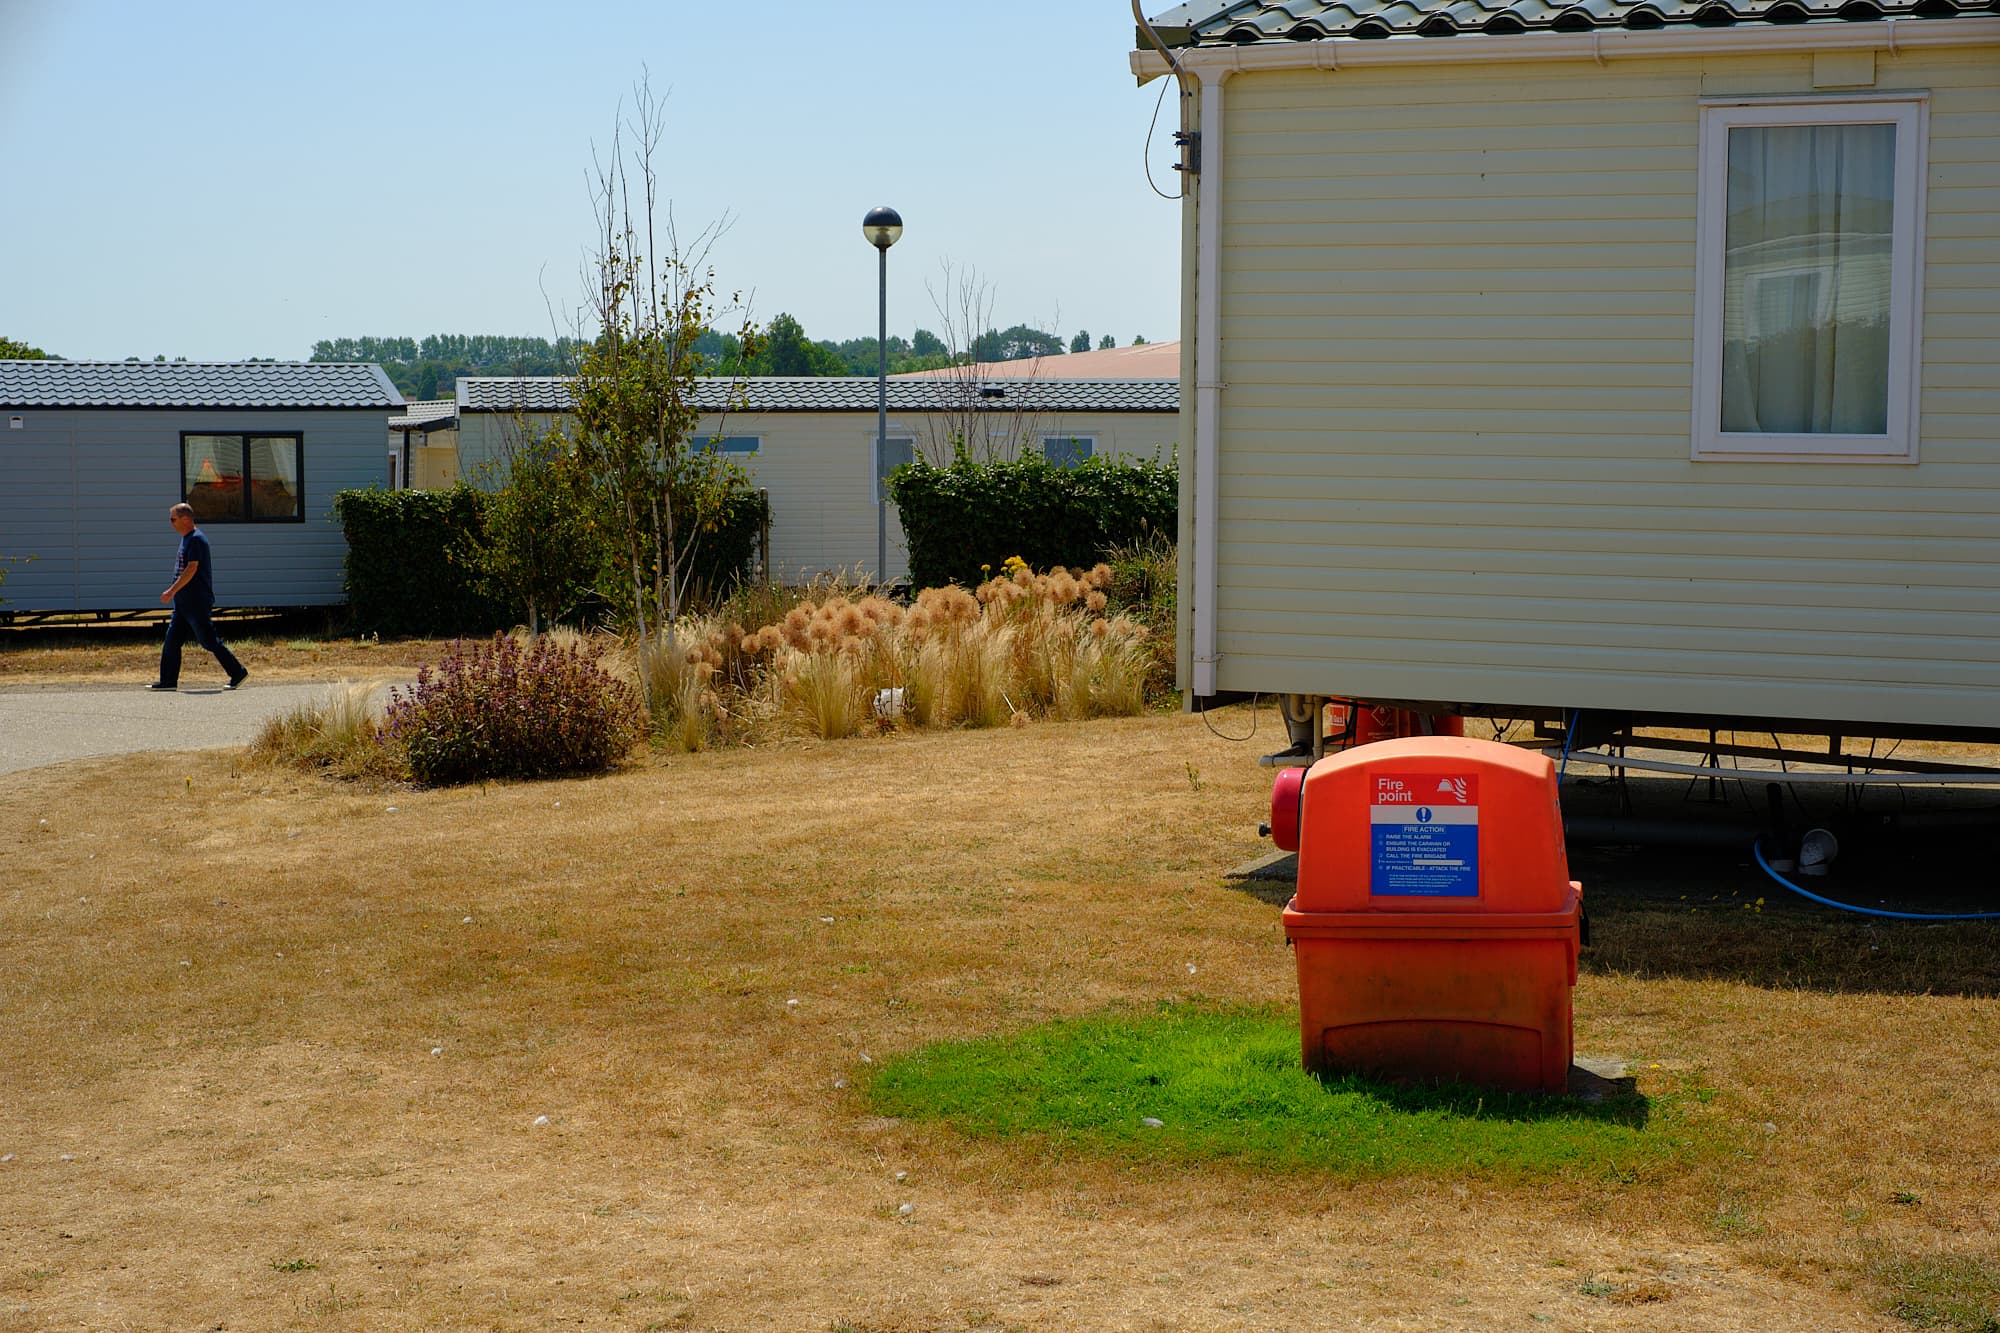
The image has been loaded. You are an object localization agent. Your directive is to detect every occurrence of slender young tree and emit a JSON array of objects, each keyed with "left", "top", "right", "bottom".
[{"left": 566, "top": 76, "right": 758, "bottom": 670}]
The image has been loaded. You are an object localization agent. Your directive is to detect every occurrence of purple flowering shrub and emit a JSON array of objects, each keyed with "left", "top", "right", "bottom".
[{"left": 383, "top": 634, "right": 641, "bottom": 786}]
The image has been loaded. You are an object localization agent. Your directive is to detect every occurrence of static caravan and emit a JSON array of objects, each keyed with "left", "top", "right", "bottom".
[
  {"left": 1136, "top": 1, "right": 2000, "bottom": 744},
  {"left": 388, "top": 398, "right": 460, "bottom": 490},
  {"left": 0, "top": 360, "right": 403, "bottom": 616},
  {"left": 454, "top": 375, "right": 1179, "bottom": 584}
]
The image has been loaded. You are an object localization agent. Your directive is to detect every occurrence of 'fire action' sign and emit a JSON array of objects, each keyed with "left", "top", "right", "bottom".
[{"left": 1370, "top": 773, "right": 1480, "bottom": 897}]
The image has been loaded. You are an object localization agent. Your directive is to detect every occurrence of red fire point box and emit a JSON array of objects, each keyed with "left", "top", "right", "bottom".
[{"left": 1277, "top": 736, "right": 1582, "bottom": 1094}]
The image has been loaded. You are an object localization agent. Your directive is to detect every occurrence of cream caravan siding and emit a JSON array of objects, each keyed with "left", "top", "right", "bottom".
[
  {"left": 731, "top": 409, "right": 1173, "bottom": 583},
  {"left": 1210, "top": 44, "right": 2000, "bottom": 728},
  {"left": 455, "top": 408, "right": 1175, "bottom": 584}
]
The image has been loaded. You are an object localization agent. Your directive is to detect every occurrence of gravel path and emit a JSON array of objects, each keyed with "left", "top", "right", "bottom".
[{"left": 0, "top": 680, "right": 394, "bottom": 775}]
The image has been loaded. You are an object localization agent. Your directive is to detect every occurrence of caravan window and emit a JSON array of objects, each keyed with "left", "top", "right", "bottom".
[
  {"left": 875, "top": 436, "right": 915, "bottom": 504},
  {"left": 1692, "top": 96, "right": 1926, "bottom": 462},
  {"left": 182, "top": 433, "right": 303, "bottom": 522},
  {"left": 1041, "top": 434, "right": 1095, "bottom": 468}
]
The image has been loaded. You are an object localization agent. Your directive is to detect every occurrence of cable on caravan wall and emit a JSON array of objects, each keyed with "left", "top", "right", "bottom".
[
  {"left": 1132, "top": 0, "right": 1193, "bottom": 201},
  {"left": 1198, "top": 691, "right": 1261, "bottom": 743}
]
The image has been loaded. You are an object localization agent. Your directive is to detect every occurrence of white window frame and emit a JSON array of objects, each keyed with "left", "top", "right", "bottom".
[{"left": 1691, "top": 94, "right": 1928, "bottom": 464}]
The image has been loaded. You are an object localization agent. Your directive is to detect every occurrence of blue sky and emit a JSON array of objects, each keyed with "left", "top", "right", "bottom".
[{"left": 0, "top": 1, "right": 1185, "bottom": 362}]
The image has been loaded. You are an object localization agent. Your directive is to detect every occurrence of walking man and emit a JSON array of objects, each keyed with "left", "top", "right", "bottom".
[{"left": 151, "top": 502, "right": 248, "bottom": 691}]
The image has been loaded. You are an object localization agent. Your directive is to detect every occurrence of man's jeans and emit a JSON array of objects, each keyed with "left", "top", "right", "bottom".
[{"left": 159, "top": 602, "right": 245, "bottom": 687}]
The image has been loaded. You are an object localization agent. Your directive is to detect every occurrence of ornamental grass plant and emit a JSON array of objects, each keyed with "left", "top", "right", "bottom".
[
  {"left": 248, "top": 680, "right": 401, "bottom": 781},
  {"left": 253, "top": 560, "right": 1168, "bottom": 780},
  {"left": 639, "top": 560, "right": 1157, "bottom": 744}
]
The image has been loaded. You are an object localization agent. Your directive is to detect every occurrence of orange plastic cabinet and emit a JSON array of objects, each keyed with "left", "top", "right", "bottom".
[{"left": 1280, "top": 736, "right": 1581, "bottom": 1094}]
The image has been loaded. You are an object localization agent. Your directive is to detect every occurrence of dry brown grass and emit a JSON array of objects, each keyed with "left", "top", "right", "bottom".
[{"left": 1, "top": 712, "right": 1995, "bottom": 1330}]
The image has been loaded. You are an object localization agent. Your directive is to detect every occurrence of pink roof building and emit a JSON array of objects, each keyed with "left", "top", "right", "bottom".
[{"left": 893, "top": 340, "right": 1179, "bottom": 381}]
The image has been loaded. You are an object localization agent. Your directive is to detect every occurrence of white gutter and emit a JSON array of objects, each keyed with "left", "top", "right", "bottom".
[
  {"left": 1191, "top": 65, "right": 1228, "bottom": 699},
  {"left": 1132, "top": 15, "right": 2000, "bottom": 81}
]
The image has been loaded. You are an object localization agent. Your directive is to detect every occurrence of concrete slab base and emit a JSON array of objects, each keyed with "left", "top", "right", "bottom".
[{"left": 1568, "top": 1056, "right": 1637, "bottom": 1101}]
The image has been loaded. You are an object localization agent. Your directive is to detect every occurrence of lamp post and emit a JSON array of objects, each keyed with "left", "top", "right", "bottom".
[{"left": 862, "top": 205, "right": 902, "bottom": 586}]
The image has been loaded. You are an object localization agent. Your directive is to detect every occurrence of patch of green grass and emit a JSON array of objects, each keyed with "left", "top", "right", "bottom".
[
  {"left": 867, "top": 1003, "right": 1712, "bottom": 1182},
  {"left": 269, "top": 1257, "right": 319, "bottom": 1273},
  {"left": 1872, "top": 1252, "right": 2000, "bottom": 1332}
]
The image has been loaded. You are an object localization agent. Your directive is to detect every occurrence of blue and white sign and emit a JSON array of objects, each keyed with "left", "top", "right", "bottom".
[{"left": 1370, "top": 773, "right": 1480, "bottom": 897}]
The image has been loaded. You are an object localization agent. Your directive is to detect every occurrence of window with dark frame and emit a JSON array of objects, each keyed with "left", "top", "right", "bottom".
[{"left": 181, "top": 432, "right": 303, "bottom": 522}]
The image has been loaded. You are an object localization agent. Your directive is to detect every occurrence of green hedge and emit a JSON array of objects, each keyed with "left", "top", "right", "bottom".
[
  {"left": 887, "top": 452, "right": 1177, "bottom": 590},
  {"left": 332, "top": 483, "right": 770, "bottom": 636},
  {"left": 681, "top": 486, "right": 771, "bottom": 605},
  {"left": 331, "top": 487, "right": 509, "bottom": 637}
]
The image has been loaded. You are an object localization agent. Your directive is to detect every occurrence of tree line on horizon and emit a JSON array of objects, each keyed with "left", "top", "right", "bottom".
[
  {"left": 3, "top": 315, "right": 1154, "bottom": 399},
  {"left": 308, "top": 316, "right": 1148, "bottom": 399}
]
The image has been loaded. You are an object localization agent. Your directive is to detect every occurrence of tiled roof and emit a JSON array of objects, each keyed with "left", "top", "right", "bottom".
[
  {"left": 389, "top": 399, "right": 459, "bottom": 429},
  {"left": 0, "top": 360, "right": 404, "bottom": 410},
  {"left": 458, "top": 376, "right": 1180, "bottom": 415},
  {"left": 1147, "top": 0, "right": 1996, "bottom": 42}
]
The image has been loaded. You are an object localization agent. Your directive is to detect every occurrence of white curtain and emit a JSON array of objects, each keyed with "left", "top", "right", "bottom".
[
  {"left": 1720, "top": 122, "right": 1896, "bottom": 436},
  {"left": 249, "top": 435, "right": 300, "bottom": 517}
]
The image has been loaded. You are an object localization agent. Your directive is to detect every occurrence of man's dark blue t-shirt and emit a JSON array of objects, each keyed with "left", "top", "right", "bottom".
[{"left": 175, "top": 529, "right": 215, "bottom": 608}]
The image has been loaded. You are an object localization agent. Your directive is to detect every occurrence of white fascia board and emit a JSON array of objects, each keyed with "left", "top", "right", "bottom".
[{"left": 1130, "top": 16, "right": 2000, "bottom": 81}]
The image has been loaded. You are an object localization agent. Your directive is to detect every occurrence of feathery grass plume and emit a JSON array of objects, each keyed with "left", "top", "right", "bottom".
[
  {"left": 638, "top": 617, "right": 726, "bottom": 745},
  {"left": 857, "top": 626, "right": 902, "bottom": 695},
  {"left": 950, "top": 621, "right": 1017, "bottom": 729},
  {"left": 593, "top": 559, "right": 1171, "bottom": 746},
  {"left": 666, "top": 674, "right": 709, "bottom": 751},
  {"left": 1048, "top": 628, "right": 1092, "bottom": 721},
  {"left": 780, "top": 645, "right": 867, "bottom": 740},
  {"left": 908, "top": 586, "right": 972, "bottom": 639},
  {"left": 1081, "top": 618, "right": 1152, "bottom": 717},
  {"left": 1099, "top": 533, "right": 1178, "bottom": 702},
  {"left": 858, "top": 596, "right": 903, "bottom": 628},
  {"left": 1007, "top": 599, "right": 1064, "bottom": 708},
  {"left": 250, "top": 680, "right": 399, "bottom": 778},
  {"left": 901, "top": 634, "right": 953, "bottom": 728},
  {"left": 513, "top": 624, "right": 589, "bottom": 656}
]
